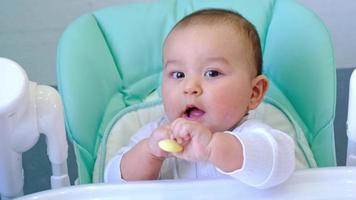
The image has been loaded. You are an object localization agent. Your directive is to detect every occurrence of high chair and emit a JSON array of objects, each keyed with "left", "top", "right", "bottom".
[
  {"left": 347, "top": 69, "right": 356, "bottom": 165},
  {"left": 0, "top": 58, "right": 70, "bottom": 199},
  {"left": 57, "top": 0, "right": 336, "bottom": 184}
]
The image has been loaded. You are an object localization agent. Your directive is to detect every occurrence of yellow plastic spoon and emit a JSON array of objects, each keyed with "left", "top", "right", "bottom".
[{"left": 158, "top": 139, "right": 183, "bottom": 153}]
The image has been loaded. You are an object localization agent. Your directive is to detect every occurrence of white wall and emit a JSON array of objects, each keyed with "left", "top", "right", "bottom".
[
  {"left": 0, "top": 0, "right": 355, "bottom": 85},
  {"left": 0, "top": 0, "right": 152, "bottom": 86},
  {"left": 297, "top": 0, "right": 356, "bottom": 69}
]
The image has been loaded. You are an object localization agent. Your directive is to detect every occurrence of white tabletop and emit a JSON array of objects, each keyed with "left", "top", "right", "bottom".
[{"left": 16, "top": 166, "right": 356, "bottom": 200}]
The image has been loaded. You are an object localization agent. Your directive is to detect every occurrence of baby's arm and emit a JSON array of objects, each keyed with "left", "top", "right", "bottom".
[
  {"left": 120, "top": 138, "right": 163, "bottom": 180},
  {"left": 207, "top": 132, "right": 244, "bottom": 172},
  {"left": 121, "top": 125, "right": 171, "bottom": 181}
]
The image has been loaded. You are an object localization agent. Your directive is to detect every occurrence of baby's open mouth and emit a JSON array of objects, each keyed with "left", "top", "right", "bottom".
[{"left": 184, "top": 106, "right": 205, "bottom": 119}]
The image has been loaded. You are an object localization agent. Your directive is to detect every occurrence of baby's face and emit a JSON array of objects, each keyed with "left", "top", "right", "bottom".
[{"left": 162, "top": 24, "right": 257, "bottom": 132}]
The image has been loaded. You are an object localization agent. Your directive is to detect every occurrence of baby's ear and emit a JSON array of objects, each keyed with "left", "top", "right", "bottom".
[{"left": 248, "top": 75, "right": 269, "bottom": 110}]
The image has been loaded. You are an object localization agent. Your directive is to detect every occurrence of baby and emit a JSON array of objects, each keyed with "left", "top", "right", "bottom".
[{"left": 105, "top": 9, "right": 295, "bottom": 188}]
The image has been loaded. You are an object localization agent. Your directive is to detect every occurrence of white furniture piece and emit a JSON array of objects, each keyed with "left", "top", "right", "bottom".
[
  {"left": 0, "top": 58, "right": 70, "bottom": 199},
  {"left": 15, "top": 167, "right": 356, "bottom": 200},
  {"left": 347, "top": 69, "right": 356, "bottom": 165}
]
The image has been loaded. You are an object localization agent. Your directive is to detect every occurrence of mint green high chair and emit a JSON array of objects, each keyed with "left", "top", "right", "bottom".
[{"left": 57, "top": 0, "right": 336, "bottom": 184}]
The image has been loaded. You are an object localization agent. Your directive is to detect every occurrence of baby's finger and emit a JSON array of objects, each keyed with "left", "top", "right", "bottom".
[
  {"left": 175, "top": 137, "right": 183, "bottom": 144},
  {"left": 183, "top": 134, "right": 191, "bottom": 141},
  {"left": 170, "top": 118, "right": 184, "bottom": 133},
  {"left": 155, "top": 125, "right": 172, "bottom": 139},
  {"left": 170, "top": 119, "right": 192, "bottom": 137}
]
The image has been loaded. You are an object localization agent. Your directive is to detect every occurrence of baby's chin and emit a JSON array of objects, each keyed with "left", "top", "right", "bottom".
[
  {"left": 166, "top": 114, "right": 237, "bottom": 132},
  {"left": 208, "top": 122, "right": 240, "bottom": 133},
  {"left": 195, "top": 122, "right": 227, "bottom": 133}
]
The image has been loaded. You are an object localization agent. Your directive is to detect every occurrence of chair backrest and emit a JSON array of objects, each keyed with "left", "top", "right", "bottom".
[{"left": 57, "top": 0, "right": 336, "bottom": 184}]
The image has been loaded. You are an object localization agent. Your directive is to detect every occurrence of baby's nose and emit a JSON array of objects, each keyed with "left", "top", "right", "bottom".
[{"left": 184, "top": 80, "right": 202, "bottom": 95}]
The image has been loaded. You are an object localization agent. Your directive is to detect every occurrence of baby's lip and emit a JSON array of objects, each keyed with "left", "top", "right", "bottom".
[{"left": 183, "top": 105, "right": 205, "bottom": 120}]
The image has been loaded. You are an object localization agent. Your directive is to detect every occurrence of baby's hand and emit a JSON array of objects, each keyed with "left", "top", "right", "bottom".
[
  {"left": 147, "top": 125, "right": 172, "bottom": 159},
  {"left": 170, "top": 118, "right": 213, "bottom": 161}
]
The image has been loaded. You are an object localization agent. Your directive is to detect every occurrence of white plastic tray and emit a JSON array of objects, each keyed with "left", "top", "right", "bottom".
[{"left": 16, "top": 167, "right": 356, "bottom": 200}]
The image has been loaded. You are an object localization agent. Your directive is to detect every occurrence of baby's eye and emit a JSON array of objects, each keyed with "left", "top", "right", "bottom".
[
  {"left": 171, "top": 71, "right": 185, "bottom": 79},
  {"left": 204, "top": 70, "right": 221, "bottom": 78}
]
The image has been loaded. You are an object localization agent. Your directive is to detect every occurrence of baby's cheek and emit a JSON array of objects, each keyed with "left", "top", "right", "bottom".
[
  {"left": 164, "top": 91, "right": 183, "bottom": 112},
  {"left": 210, "top": 105, "right": 244, "bottom": 131},
  {"left": 163, "top": 101, "right": 177, "bottom": 121}
]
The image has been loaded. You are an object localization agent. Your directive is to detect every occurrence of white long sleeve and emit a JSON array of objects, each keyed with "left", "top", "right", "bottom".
[{"left": 218, "top": 119, "right": 295, "bottom": 188}]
